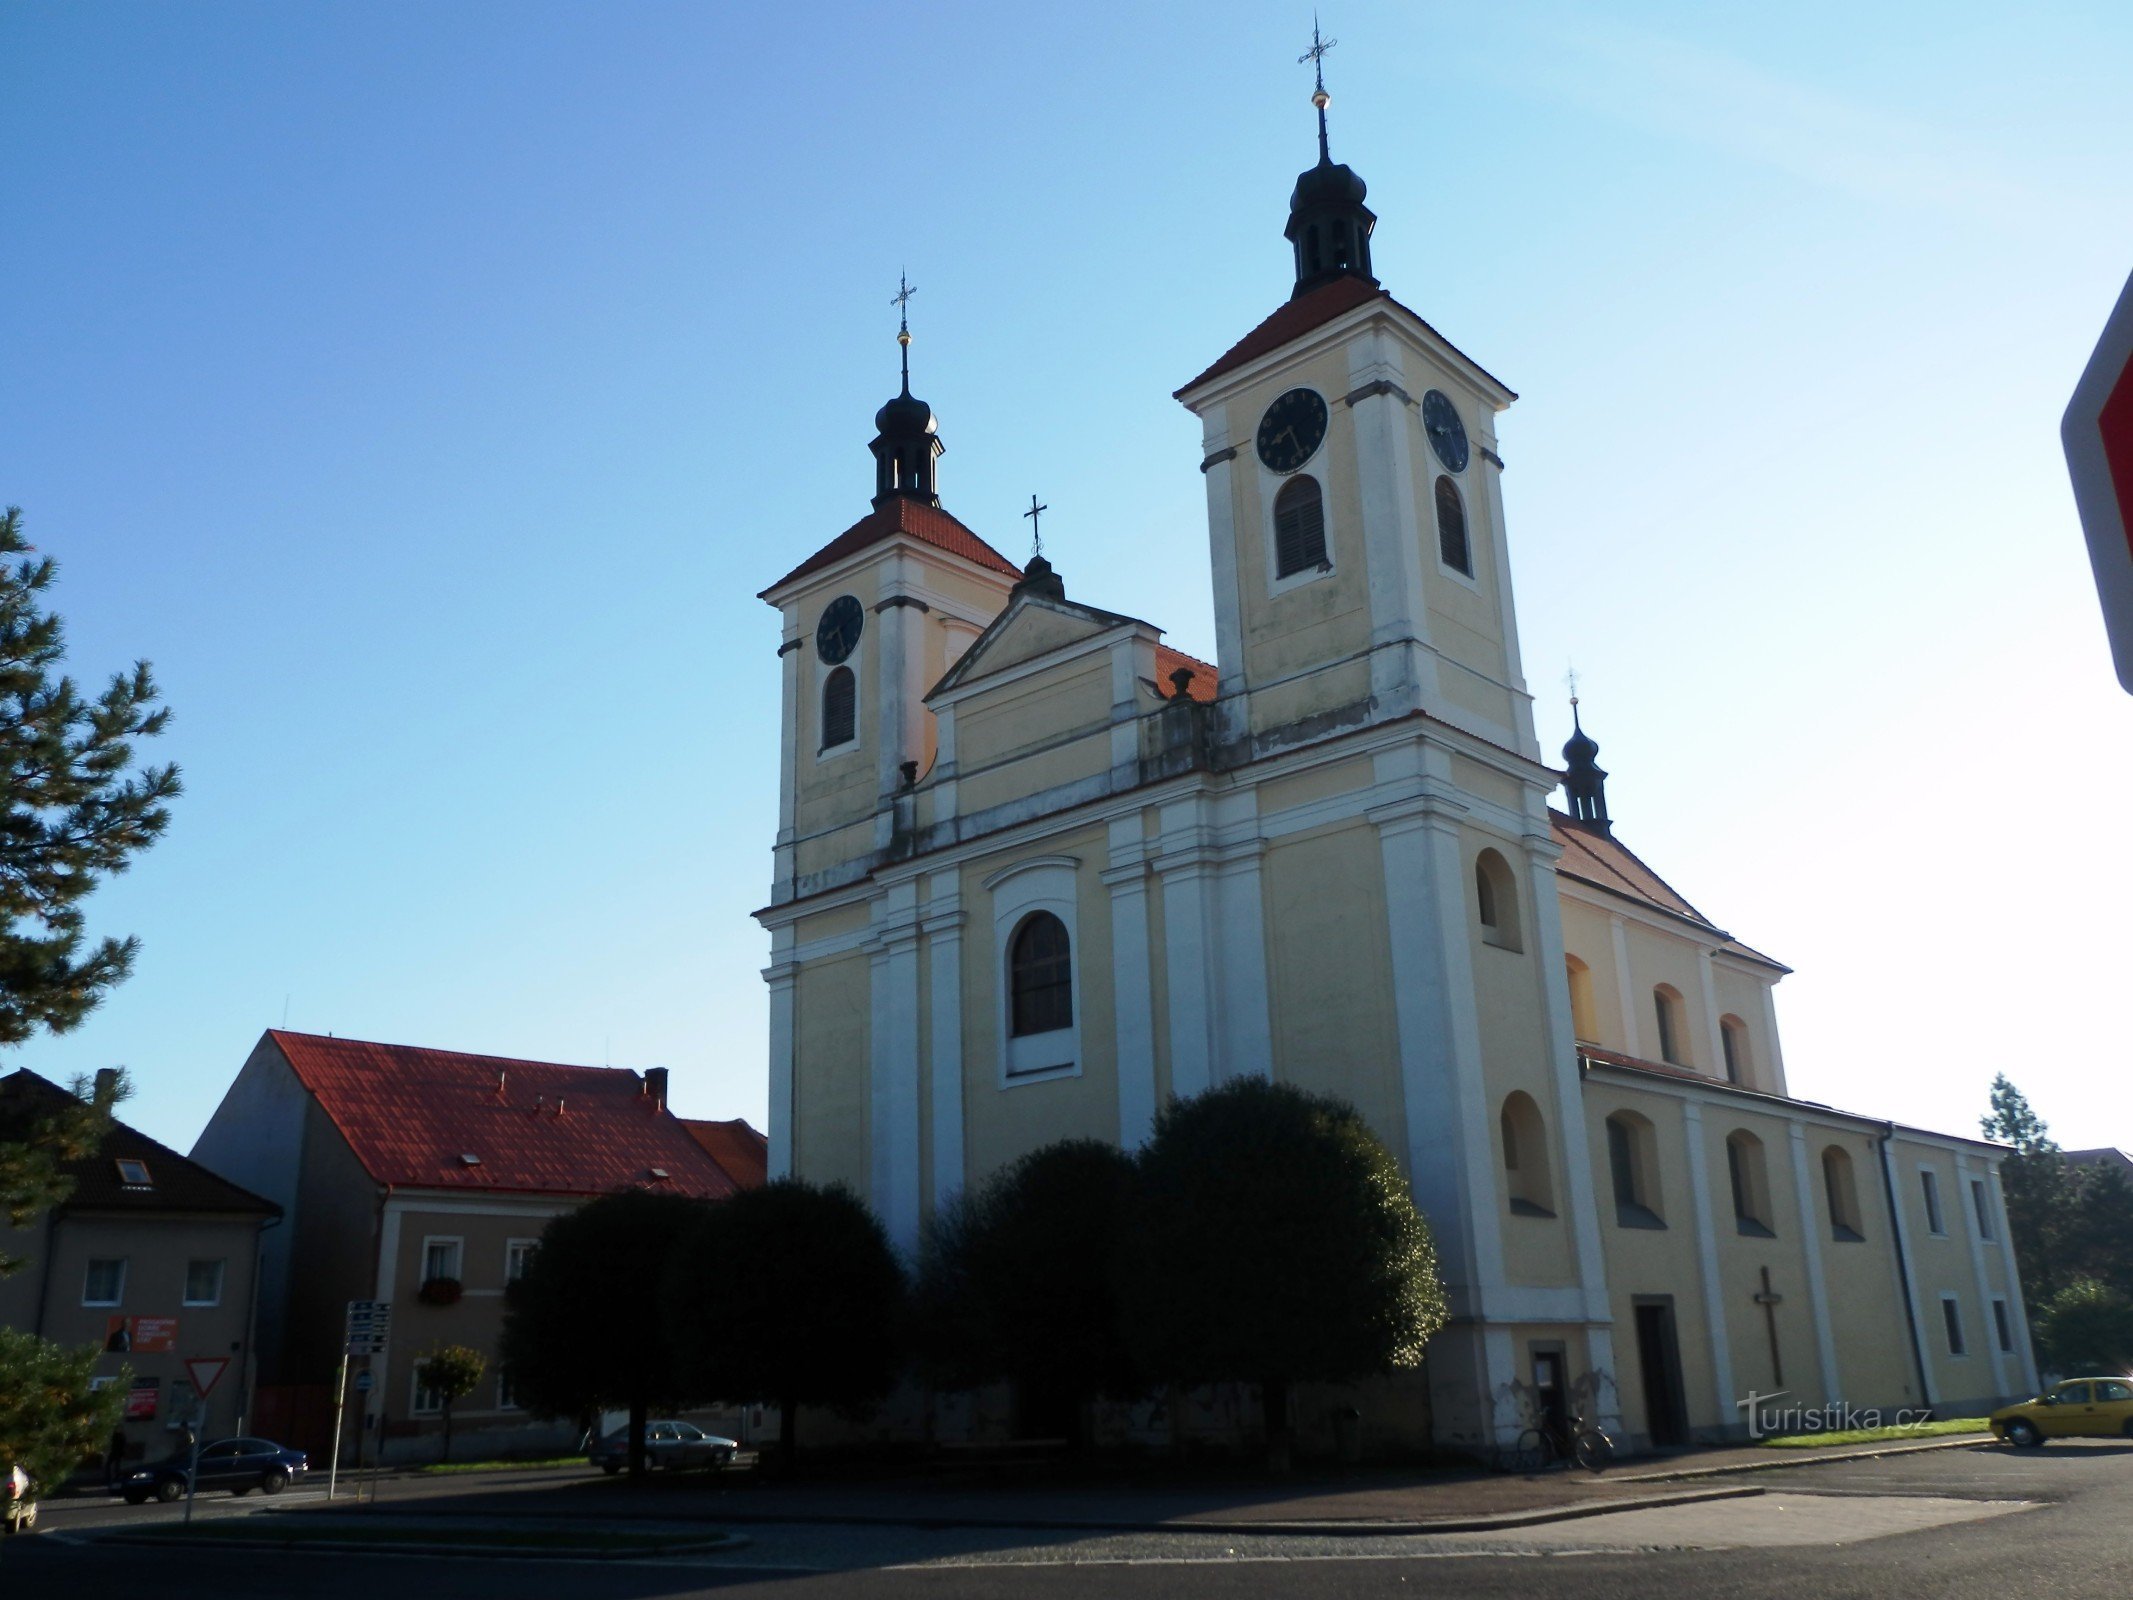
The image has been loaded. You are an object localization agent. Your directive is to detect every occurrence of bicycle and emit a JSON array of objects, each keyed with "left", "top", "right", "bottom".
[{"left": 1513, "top": 1410, "right": 1616, "bottom": 1474}]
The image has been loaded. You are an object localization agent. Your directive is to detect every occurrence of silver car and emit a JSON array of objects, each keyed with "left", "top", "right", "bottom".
[{"left": 589, "top": 1420, "right": 737, "bottom": 1474}]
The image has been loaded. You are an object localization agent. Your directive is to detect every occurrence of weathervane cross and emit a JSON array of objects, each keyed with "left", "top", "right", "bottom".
[
  {"left": 1565, "top": 664, "right": 1581, "bottom": 706},
  {"left": 1024, "top": 494, "right": 1048, "bottom": 558},
  {"left": 1298, "top": 14, "right": 1337, "bottom": 93},
  {"left": 891, "top": 272, "right": 917, "bottom": 389}
]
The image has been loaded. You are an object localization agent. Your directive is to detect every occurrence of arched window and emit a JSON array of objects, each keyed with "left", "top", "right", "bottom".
[
  {"left": 1435, "top": 475, "right": 1471, "bottom": 575},
  {"left": 1475, "top": 849, "right": 1522, "bottom": 952},
  {"left": 820, "top": 666, "right": 856, "bottom": 750},
  {"left": 1273, "top": 475, "right": 1328, "bottom": 579},
  {"left": 1719, "top": 1015, "right": 1750, "bottom": 1085},
  {"left": 1606, "top": 1111, "right": 1663, "bottom": 1228},
  {"left": 1565, "top": 955, "right": 1599, "bottom": 1043},
  {"left": 1823, "top": 1146, "right": 1864, "bottom": 1242},
  {"left": 1500, "top": 1092, "right": 1555, "bottom": 1217},
  {"left": 1008, "top": 911, "right": 1073, "bottom": 1037},
  {"left": 1726, "top": 1130, "right": 1775, "bottom": 1237},
  {"left": 1652, "top": 985, "right": 1688, "bottom": 1066}
]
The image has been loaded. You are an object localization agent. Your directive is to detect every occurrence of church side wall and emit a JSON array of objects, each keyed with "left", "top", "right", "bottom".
[{"left": 793, "top": 951, "right": 873, "bottom": 1200}]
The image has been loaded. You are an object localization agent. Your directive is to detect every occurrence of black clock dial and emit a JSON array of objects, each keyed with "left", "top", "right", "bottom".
[
  {"left": 1422, "top": 389, "right": 1469, "bottom": 473},
  {"left": 1255, "top": 387, "right": 1329, "bottom": 474},
  {"left": 815, "top": 594, "right": 864, "bottom": 664}
]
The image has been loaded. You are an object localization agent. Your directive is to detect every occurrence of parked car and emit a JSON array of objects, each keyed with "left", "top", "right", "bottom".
[
  {"left": 118, "top": 1437, "right": 308, "bottom": 1503},
  {"left": 1992, "top": 1377, "right": 2133, "bottom": 1446},
  {"left": 3, "top": 1462, "right": 33, "bottom": 1534},
  {"left": 588, "top": 1420, "right": 737, "bottom": 1474}
]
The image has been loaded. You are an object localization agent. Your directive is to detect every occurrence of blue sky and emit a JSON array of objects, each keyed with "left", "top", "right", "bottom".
[{"left": 5, "top": 2, "right": 2130, "bottom": 1156}]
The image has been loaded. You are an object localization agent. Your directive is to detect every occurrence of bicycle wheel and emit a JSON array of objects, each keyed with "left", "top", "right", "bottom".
[
  {"left": 1512, "top": 1428, "right": 1548, "bottom": 1474},
  {"left": 1571, "top": 1427, "right": 1615, "bottom": 1473}
]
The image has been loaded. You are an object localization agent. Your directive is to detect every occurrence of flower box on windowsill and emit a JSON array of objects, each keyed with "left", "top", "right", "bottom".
[{"left": 417, "top": 1276, "right": 463, "bottom": 1306}]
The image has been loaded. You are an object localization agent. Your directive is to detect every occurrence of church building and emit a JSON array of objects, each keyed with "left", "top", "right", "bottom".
[{"left": 756, "top": 72, "right": 2034, "bottom": 1454}]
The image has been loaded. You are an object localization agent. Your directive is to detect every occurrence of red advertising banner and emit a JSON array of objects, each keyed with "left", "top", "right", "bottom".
[
  {"left": 132, "top": 1317, "right": 178, "bottom": 1353},
  {"left": 124, "top": 1377, "right": 159, "bottom": 1420}
]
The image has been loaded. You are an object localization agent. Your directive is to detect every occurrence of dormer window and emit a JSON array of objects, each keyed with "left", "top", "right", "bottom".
[
  {"left": 458, "top": 1153, "right": 482, "bottom": 1167},
  {"left": 114, "top": 1158, "right": 152, "bottom": 1189}
]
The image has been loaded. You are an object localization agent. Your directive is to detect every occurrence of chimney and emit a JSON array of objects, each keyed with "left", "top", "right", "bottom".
[
  {"left": 644, "top": 1067, "right": 669, "bottom": 1112},
  {"left": 93, "top": 1067, "right": 120, "bottom": 1104}
]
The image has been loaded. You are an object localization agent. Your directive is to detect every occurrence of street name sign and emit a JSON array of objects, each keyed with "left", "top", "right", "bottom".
[
  {"left": 344, "top": 1299, "right": 393, "bottom": 1355},
  {"left": 2065, "top": 264, "right": 2133, "bottom": 694}
]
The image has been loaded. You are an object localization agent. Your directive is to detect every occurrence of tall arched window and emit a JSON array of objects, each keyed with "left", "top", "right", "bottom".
[
  {"left": 1435, "top": 475, "right": 1471, "bottom": 575},
  {"left": 1475, "top": 849, "right": 1522, "bottom": 952},
  {"left": 1727, "top": 1130, "right": 1775, "bottom": 1237},
  {"left": 820, "top": 666, "right": 856, "bottom": 750},
  {"left": 1653, "top": 985, "right": 1688, "bottom": 1066},
  {"left": 1719, "top": 1016, "right": 1751, "bottom": 1085},
  {"left": 1606, "top": 1111, "right": 1663, "bottom": 1228},
  {"left": 1822, "top": 1146, "right": 1864, "bottom": 1242},
  {"left": 1500, "top": 1092, "right": 1555, "bottom": 1217},
  {"left": 1273, "top": 475, "right": 1328, "bottom": 578},
  {"left": 1565, "top": 955, "right": 1599, "bottom": 1043},
  {"left": 1008, "top": 911, "right": 1073, "bottom": 1037}
]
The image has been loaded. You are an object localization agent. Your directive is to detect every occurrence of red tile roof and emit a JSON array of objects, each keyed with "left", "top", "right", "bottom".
[
  {"left": 1549, "top": 812, "right": 1787, "bottom": 972},
  {"left": 761, "top": 498, "right": 1022, "bottom": 598},
  {"left": 1174, "top": 276, "right": 1516, "bottom": 401},
  {"left": 680, "top": 1117, "right": 768, "bottom": 1191},
  {"left": 1154, "top": 644, "right": 1218, "bottom": 702},
  {"left": 0, "top": 1070, "right": 278, "bottom": 1217},
  {"left": 266, "top": 1031, "right": 736, "bottom": 1200}
]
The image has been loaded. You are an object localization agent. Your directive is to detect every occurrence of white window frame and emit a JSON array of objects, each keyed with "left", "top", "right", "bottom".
[
  {"left": 1259, "top": 433, "right": 1337, "bottom": 598},
  {"left": 985, "top": 855, "right": 1083, "bottom": 1086},
  {"left": 1920, "top": 1167, "right": 1947, "bottom": 1236},
  {"left": 182, "top": 1258, "right": 226, "bottom": 1307},
  {"left": 505, "top": 1238, "right": 539, "bottom": 1282},
  {"left": 1939, "top": 1292, "right": 1967, "bottom": 1358},
  {"left": 813, "top": 658, "right": 862, "bottom": 762},
  {"left": 421, "top": 1235, "right": 464, "bottom": 1283},
  {"left": 82, "top": 1257, "right": 127, "bottom": 1307},
  {"left": 411, "top": 1372, "right": 444, "bottom": 1415}
]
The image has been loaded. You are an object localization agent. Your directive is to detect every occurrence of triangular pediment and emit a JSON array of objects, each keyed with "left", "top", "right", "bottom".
[{"left": 928, "top": 590, "right": 1147, "bottom": 702}]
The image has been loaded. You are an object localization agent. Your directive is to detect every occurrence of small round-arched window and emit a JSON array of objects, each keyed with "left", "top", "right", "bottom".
[
  {"left": 1009, "top": 912, "right": 1073, "bottom": 1037},
  {"left": 1475, "top": 849, "right": 1522, "bottom": 952},
  {"left": 1273, "top": 475, "right": 1328, "bottom": 579},
  {"left": 1435, "top": 475, "right": 1471, "bottom": 575},
  {"left": 820, "top": 666, "right": 856, "bottom": 750}
]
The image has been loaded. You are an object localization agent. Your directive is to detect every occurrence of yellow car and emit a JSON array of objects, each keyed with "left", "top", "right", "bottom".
[{"left": 1991, "top": 1377, "right": 2133, "bottom": 1446}]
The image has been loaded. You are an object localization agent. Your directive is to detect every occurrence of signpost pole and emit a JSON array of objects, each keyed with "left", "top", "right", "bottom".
[{"left": 326, "top": 1349, "right": 350, "bottom": 1500}]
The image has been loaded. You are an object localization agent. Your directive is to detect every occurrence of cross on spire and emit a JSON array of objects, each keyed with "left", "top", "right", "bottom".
[
  {"left": 891, "top": 272, "right": 917, "bottom": 392},
  {"left": 1024, "top": 493, "right": 1048, "bottom": 559},
  {"left": 1565, "top": 663, "right": 1581, "bottom": 708},
  {"left": 1299, "top": 15, "right": 1338, "bottom": 160}
]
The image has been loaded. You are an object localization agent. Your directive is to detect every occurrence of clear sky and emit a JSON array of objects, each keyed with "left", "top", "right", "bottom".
[{"left": 5, "top": 2, "right": 2130, "bottom": 1158}]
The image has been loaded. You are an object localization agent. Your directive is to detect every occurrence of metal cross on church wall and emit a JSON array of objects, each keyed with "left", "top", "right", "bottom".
[{"left": 1754, "top": 1265, "right": 1785, "bottom": 1388}]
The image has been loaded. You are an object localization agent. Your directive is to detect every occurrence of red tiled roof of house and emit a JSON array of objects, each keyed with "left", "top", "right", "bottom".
[
  {"left": 761, "top": 498, "right": 1022, "bottom": 598},
  {"left": 0, "top": 1069, "right": 278, "bottom": 1217},
  {"left": 680, "top": 1117, "right": 768, "bottom": 1190},
  {"left": 1154, "top": 644, "right": 1218, "bottom": 703},
  {"left": 1549, "top": 811, "right": 1788, "bottom": 972},
  {"left": 266, "top": 1031, "right": 735, "bottom": 1199},
  {"left": 1174, "top": 277, "right": 1516, "bottom": 400}
]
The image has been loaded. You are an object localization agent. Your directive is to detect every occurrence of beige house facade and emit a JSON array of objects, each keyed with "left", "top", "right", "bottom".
[{"left": 758, "top": 102, "right": 2036, "bottom": 1454}]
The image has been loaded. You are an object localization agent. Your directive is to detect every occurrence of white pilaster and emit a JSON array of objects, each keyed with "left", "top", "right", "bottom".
[
  {"left": 1882, "top": 1136, "right": 1937, "bottom": 1405},
  {"left": 873, "top": 589, "right": 926, "bottom": 802},
  {"left": 868, "top": 883, "right": 923, "bottom": 1255},
  {"left": 774, "top": 637, "right": 802, "bottom": 895},
  {"left": 1156, "top": 800, "right": 1215, "bottom": 1099},
  {"left": 1473, "top": 428, "right": 1537, "bottom": 759},
  {"left": 1197, "top": 405, "right": 1249, "bottom": 730},
  {"left": 1210, "top": 836, "right": 1274, "bottom": 1082},
  {"left": 1955, "top": 1154, "right": 2010, "bottom": 1397},
  {"left": 765, "top": 932, "right": 797, "bottom": 1180},
  {"left": 1696, "top": 946, "right": 1725, "bottom": 1082},
  {"left": 1757, "top": 981, "right": 1788, "bottom": 1096},
  {"left": 924, "top": 877, "right": 965, "bottom": 1209},
  {"left": 1609, "top": 915, "right": 1643, "bottom": 1058},
  {"left": 1990, "top": 1168, "right": 2040, "bottom": 1392},
  {"left": 1787, "top": 1122, "right": 1841, "bottom": 1403},
  {"left": 1346, "top": 331, "right": 1435, "bottom": 719},
  {"left": 1104, "top": 818, "right": 1160, "bottom": 1147},
  {"left": 1681, "top": 1101, "right": 1739, "bottom": 1426}
]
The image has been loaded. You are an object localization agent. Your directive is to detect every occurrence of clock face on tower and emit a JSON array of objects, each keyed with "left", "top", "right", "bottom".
[
  {"left": 1422, "top": 389, "right": 1470, "bottom": 473},
  {"left": 815, "top": 595, "right": 864, "bottom": 664},
  {"left": 1255, "top": 388, "right": 1329, "bottom": 473}
]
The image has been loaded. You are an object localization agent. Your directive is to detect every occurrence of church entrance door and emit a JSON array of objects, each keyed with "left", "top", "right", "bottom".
[{"left": 1632, "top": 1298, "right": 1690, "bottom": 1447}]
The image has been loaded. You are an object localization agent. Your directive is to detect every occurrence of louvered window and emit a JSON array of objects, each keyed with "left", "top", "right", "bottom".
[
  {"left": 1436, "top": 475, "right": 1471, "bottom": 575},
  {"left": 1009, "top": 912, "right": 1073, "bottom": 1036},
  {"left": 1273, "top": 475, "right": 1327, "bottom": 578},
  {"left": 821, "top": 666, "right": 856, "bottom": 749}
]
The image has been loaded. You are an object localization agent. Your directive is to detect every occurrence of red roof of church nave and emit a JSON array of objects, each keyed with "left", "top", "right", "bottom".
[
  {"left": 762, "top": 497, "right": 1022, "bottom": 597},
  {"left": 680, "top": 1117, "right": 769, "bottom": 1190},
  {"left": 267, "top": 1030, "right": 737, "bottom": 1199}
]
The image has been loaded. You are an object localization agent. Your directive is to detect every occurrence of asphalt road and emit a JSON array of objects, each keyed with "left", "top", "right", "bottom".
[{"left": 4, "top": 1440, "right": 2129, "bottom": 1598}]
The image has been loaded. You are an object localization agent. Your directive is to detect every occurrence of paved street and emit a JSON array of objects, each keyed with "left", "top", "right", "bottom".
[{"left": 4, "top": 1441, "right": 2129, "bottom": 1597}]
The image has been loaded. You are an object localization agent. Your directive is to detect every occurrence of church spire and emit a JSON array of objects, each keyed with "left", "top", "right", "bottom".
[
  {"left": 1286, "top": 19, "right": 1377, "bottom": 299},
  {"left": 1561, "top": 692, "right": 1612, "bottom": 835},
  {"left": 870, "top": 273, "right": 943, "bottom": 507}
]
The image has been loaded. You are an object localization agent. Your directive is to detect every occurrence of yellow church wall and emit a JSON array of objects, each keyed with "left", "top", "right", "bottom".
[
  {"left": 1247, "top": 656, "right": 1374, "bottom": 739},
  {"left": 1257, "top": 753, "right": 1374, "bottom": 819},
  {"left": 1698, "top": 1104, "right": 1825, "bottom": 1406},
  {"left": 956, "top": 833, "right": 1122, "bottom": 1190},
  {"left": 795, "top": 817, "right": 878, "bottom": 883},
  {"left": 967, "top": 605, "right": 1108, "bottom": 676},
  {"left": 1557, "top": 898, "right": 1623, "bottom": 1047},
  {"left": 1810, "top": 1126, "right": 1923, "bottom": 1410},
  {"left": 956, "top": 660, "right": 1110, "bottom": 767},
  {"left": 1710, "top": 965, "right": 1779, "bottom": 1090},
  {"left": 1261, "top": 822, "right": 1408, "bottom": 1165},
  {"left": 1616, "top": 923, "right": 1713, "bottom": 1074},
  {"left": 794, "top": 899, "right": 871, "bottom": 946},
  {"left": 960, "top": 728, "right": 1113, "bottom": 817},
  {"left": 1447, "top": 754, "right": 1521, "bottom": 813},
  {"left": 792, "top": 951, "right": 871, "bottom": 1200}
]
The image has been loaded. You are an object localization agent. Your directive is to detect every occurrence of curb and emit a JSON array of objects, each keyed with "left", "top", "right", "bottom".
[
  {"left": 92, "top": 1529, "right": 747, "bottom": 1563},
  {"left": 1609, "top": 1433, "right": 1994, "bottom": 1483}
]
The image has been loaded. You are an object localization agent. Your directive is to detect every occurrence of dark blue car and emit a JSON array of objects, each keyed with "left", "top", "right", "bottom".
[{"left": 119, "top": 1436, "right": 308, "bottom": 1503}]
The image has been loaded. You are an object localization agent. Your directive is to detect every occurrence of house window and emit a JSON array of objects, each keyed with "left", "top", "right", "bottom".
[
  {"left": 1727, "top": 1131, "right": 1776, "bottom": 1237},
  {"left": 1992, "top": 1298, "right": 2014, "bottom": 1355},
  {"left": 1009, "top": 911, "right": 1073, "bottom": 1037},
  {"left": 412, "top": 1374, "right": 444, "bottom": 1415},
  {"left": 114, "top": 1158, "right": 152, "bottom": 1189},
  {"left": 422, "top": 1237, "right": 464, "bottom": 1283},
  {"left": 1272, "top": 475, "right": 1328, "bottom": 579},
  {"left": 82, "top": 1258, "right": 126, "bottom": 1307},
  {"left": 497, "top": 1372, "right": 520, "bottom": 1411},
  {"left": 1921, "top": 1169, "right": 1946, "bottom": 1236},
  {"left": 820, "top": 666, "right": 856, "bottom": 750},
  {"left": 1719, "top": 1016, "right": 1749, "bottom": 1085},
  {"left": 1500, "top": 1092, "right": 1555, "bottom": 1217},
  {"left": 1653, "top": 986, "right": 1688, "bottom": 1066},
  {"left": 1435, "top": 475, "right": 1471, "bottom": 575},
  {"left": 1565, "top": 955, "right": 1598, "bottom": 1042},
  {"left": 1941, "top": 1295, "right": 1966, "bottom": 1357},
  {"left": 1970, "top": 1179, "right": 1995, "bottom": 1240},
  {"left": 506, "top": 1239, "right": 539, "bottom": 1281},
  {"left": 1822, "top": 1147, "right": 1864, "bottom": 1242},
  {"left": 1606, "top": 1112, "right": 1664, "bottom": 1228},
  {"left": 1474, "top": 849, "right": 1522, "bottom": 952},
  {"left": 183, "top": 1259, "right": 226, "bottom": 1307}
]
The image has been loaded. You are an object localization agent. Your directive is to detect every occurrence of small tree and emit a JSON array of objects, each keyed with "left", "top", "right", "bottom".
[
  {"left": 498, "top": 1190, "right": 712, "bottom": 1479},
  {"left": 0, "top": 1328, "right": 123, "bottom": 1498},
  {"left": 915, "top": 1140, "right": 1139, "bottom": 1447},
  {"left": 668, "top": 1179, "right": 903, "bottom": 1462},
  {"left": 2034, "top": 1279, "right": 2133, "bottom": 1378},
  {"left": 1127, "top": 1078, "right": 1447, "bottom": 1469},
  {"left": 414, "top": 1345, "right": 486, "bottom": 1464}
]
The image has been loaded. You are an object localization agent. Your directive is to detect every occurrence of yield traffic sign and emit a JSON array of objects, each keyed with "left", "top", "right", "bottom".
[
  {"left": 184, "top": 1356, "right": 230, "bottom": 1398},
  {"left": 2065, "top": 265, "right": 2133, "bottom": 694}
]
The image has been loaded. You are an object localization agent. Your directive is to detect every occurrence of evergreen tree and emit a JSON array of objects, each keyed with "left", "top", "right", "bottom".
[
  {"left": 1979, "top": 1075, "right": 2133, "bottom": 1305},
  {"left": 0, "top": 1328, "right": 123, "bottom": 1501}
]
